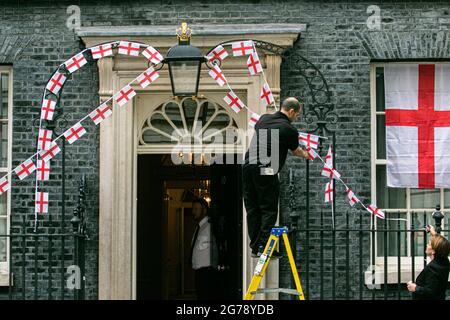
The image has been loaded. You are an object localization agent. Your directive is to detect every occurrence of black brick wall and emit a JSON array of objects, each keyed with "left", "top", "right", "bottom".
[{"left": 0, "top": 0, "right": 449, "bottom": 299}]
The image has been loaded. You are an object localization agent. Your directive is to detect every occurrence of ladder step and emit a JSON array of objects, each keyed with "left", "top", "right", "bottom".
[{"left": 250, "top": 288, "right": 303, "bottom": 296}]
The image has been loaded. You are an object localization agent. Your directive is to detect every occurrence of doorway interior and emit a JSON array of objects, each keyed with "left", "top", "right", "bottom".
[{"left": 136, "top": 154, "right": 243, "bottom": 299}]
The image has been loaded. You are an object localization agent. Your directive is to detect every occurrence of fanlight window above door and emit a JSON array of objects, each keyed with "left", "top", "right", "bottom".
[{"left": 138, "top": 97, "right": 242, "bottom": 153}]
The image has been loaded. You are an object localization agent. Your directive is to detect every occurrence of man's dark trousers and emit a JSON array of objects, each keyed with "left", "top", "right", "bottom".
[{"left": 243, "top": 163, "right": 280, "bottom": 254}]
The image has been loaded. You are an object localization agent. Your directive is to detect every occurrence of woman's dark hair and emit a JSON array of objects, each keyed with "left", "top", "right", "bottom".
[{"left": 192, "top": 197, "right": 209, "bottom": 211}]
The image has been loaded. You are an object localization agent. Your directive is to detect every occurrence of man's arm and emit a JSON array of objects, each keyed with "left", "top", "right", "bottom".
[{"left": 291, "top": 146, "right": 309, "bottom": 159}]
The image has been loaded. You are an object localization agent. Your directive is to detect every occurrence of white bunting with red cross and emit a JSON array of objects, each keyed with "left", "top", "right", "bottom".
[
  {"left": 89, "top": 103, "right": 112, "bottom": 125},
  {"left": 306, "top": 147, "right": 318, "bottom": 161},
  {"left": 260, "top": 82, "right": 275, "bottom": 107},
  {"left": 36, "top": 160, "right": 50, "bottom": 181},
  {"left": 231, "top": 40, "right": 254, "bottom": 57},
  {"left": 249, "top": 113, "right": 260, "bottom": 128},
  {"left": 35, "top": 192, "right": 49, "bottom": 214},
  {"left": 367, "top": 204, "right": 385, "bottom": 219},
  {"left": 324, "top": 181, "right": 333, "bottom": 203},
  {"left": 37, "top": 129, "right": 53, "bottom": 151},
  {"left": 14, "top": 158, "right": 36, "bottom": 180},
  {"left": 114, "top": 85, "right": 136, "bottom": 107},
  {"left": 41, "top": 99, "right": 56, "bottom": 121},
  {"left": 91, "top": 44, "right": 113, "bottom": 60},
  {"left": 208, "top": 64, "right": 227, "bottom": 87},
  {"left": 298, "top": 132, "right": 319, "bottom": 150},
  {"left": 64, "top": 53, "right": 87, "bottom": 74},
  {"left": 64, "top": 123, "right": 86, "bottom": 144},
  {"left": 206, "top": 45, "right": 228, "bottom": 63},
  {"left": 137, "top": 67, "right": 159, "bottom": 88},
  {"left": 247, "top": 51, "right": 262, "bottom": 76},
  {"left": 118, "top": 41, "right": 140, "bottom": 56},
  {"left": 321, "top": 164, "right": 341, "bottom": 180},
  {"left": 346, "top": 187, "right": 359, "bottom": 207},
  {"left": 224, "top": 91, "right": 245, "bottom": 113},
  {"left": 0, "top": 177, "right": 10, "bottom": 195},
  {"left": 142, "top": 46, "right": 163, "bottom": 65},
  {"left": 324, "top": 146, "right": 334, "bottom": 168},
  {"left": 39, "top": 141, "right": 61, "bottom": 163},
  {"left": 46, "top": 72, "right": 66, "bottom": 94}
]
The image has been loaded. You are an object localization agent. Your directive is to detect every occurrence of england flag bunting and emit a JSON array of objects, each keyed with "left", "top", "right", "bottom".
[
  {"left": 41, "top": 99, "right": 56, "bottom": 121},
  {"left": 224, "top": 91, "right": 245, "bottom": 113},
  {"left": 247, "top": 51, "right": 262, "bottom": 75},
  {"left": 39, "top": 141, "right": 61, "bottom": 163},
  {"left": 346, "top": 187, "right": 359, "bottom": 207},
  {"left": 142, "top": 46, "right": 164, "bottom": 65},
  {"left": 46, "top": 72, "right": 66, "bottom": 94},
  {"left": 231, "top": 40, "right": 254, "bottom": 57},
  {"left": 324, "top": 146, "right": 333, "bottom": 167},
  {"left": 206, "top": 45, "right": 228, "bottom": 63},
  {"left": 14, "top": 158, "right": 36, "bottom": 180},
  {"left": 298, "top": 132, "right": 319, "bottom": 150},
  {"left": 321, "top": 164, "right": 341, "bottom": 180},
  {"left": 35, "top": 191, "right": 49, "bottom": 214},
  {"left": 325, "top": 181, "right": 333, "bottom": 203},
  {"left": 0, "top": 177, "right": 10, "bottom": 195},
  {"left": 64, "top": 123, "right": 86, "bottom": 144},
  {"left": 367, "top": 204, "right": 385, "bottom": 219},
  {"left": 249, "top": 113, "right": 260, "bottom": 128},
  {"left": 208, "top": 64, "right": 227, "bottom": 87},
  {"left": 305, "top": 147, "right": 318, "bottom": 161},
  {"left": 37, "top": 129, "right": 53, "bottom": 151},
  {"left": 37, "top": 160, "right": 50, "bottom": 181},
  {"left": 137, "top": 67, "right": 159, "bottom": 88},
  {"left": 64, "top": 53, "right": 87, "bottom": 74},
  {"left": 89, "top": 103, "right": 112, "bottom": 125},
  {"left": 260, "top": 82, "right": 275, "bottom": 108},
  {"left": 118, "top": 41, "right": 140, "bottom": 56},
  {"left": 114, "top": 85, "right": 136, "bottom": 107},
  {"left": 90, "top": 44, "right": 113, "bottom": 60}
]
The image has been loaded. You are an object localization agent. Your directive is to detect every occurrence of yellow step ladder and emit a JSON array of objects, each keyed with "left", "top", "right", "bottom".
[{"left": 244, "top": 227, "right": 305, "bottom": 300}]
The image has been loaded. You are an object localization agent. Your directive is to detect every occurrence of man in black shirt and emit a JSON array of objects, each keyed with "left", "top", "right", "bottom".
[{"left": 243, "top": 97, "right": 309, "bottom": 258}]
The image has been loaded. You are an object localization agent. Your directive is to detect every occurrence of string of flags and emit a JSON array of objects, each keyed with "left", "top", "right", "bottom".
[{"left": 1, "top": 38, "right": 386, "bottom": 229}]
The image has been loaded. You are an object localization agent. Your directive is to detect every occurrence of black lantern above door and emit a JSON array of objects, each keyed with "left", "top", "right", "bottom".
[{"left": 164, "top": 23, "right": 205, "bottom": 98}]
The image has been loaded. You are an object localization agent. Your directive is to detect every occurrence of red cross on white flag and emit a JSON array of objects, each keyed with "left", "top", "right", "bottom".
[
  {"left": 46, "top": 72, "right": 66, "bottom": 94},
  {"left": 298, "top": 132, "right": 319, "bottom": 150},
  {"left": 39, "top": 141, "right": 61, "bottom": 162},
  {"left": 118, "top": 41, "right": 140, "bottom": 56},
  {"left": 114, "top": 85, "right": 136, "bottom": 107},
  {"left": 35, "top": 191, "right": 49, "bottom": 214},
  {"left": 206, "top": 45, "right": 228, "bottom": 63},
  {"left": 137, "top": 67, "right": 159, "bottom": 88},
  {"left": 249, "top": 113, "right": 261, "bottom": 128},
  {"left": 41, "top": 99, "right": 56, "bottom": 121},
  {"left": 345, "top": 187, "right": 359, "bottom": 207},
  {"left": 209, "top": 64, "right": 227, "bottom": 87},
  {"left": 321, "top": 164, "right": 341, "bottom": 180},
  {"left": 260, "top": 82, "right": 275, "bottom": 107},
  {"left": 14, "top": 158, "right": 36, "bottom": 180},
  {"left": 305, "top": 146, "right": 318, "bottom": 161},
  {"left": 64, "top": 53, "right": 87, "bottom": 74},
  {"left": 142, "top": 46, "right": 163, "bottom": 65},
  {"left": 91, "top": 44, "right": 113, "bottom": 60},
  {"left": 89, "top": 103, "right": 112, "bottom": 125},
  {"left": 324, "top": 181, "right": 333, "bottom": 203},
  {"left": 367, "top": 204, "right": 385, "bottom": 219},
  {"left": 385, "top": 64, "right": 450, "bottom": 188},
  {"left": 0, "top": 177, "right": 10, "bottom": 195},
  {"left": 324, "top": 146, "right": 333, "bottom": 168},
  {"left": 231, "top": 40, "right": 254, "bottom": 57},
  {"left": 64, "top": 123, "right": 86, "bottom": 144},
  {"left": 37, "top": 160, "right": 50, "bottom": 181},
  {"left": 224, "top": 91, "right": 245, "bottom": 113},
  {"left": 247, "top": 51, "right": 262, "bottom": 75},
  {"left": 38, "top": 129, "right": 53, "bottom": 151}
]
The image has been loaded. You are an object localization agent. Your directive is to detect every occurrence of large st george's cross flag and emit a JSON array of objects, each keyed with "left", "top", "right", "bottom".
[{"left": 385, "top": 64, "right": 450, "bottom": 188}]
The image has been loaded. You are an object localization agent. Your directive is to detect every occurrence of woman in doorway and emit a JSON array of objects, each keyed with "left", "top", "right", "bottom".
[{"left": 407, "top": 225, "right": 450, "bottom": 300}]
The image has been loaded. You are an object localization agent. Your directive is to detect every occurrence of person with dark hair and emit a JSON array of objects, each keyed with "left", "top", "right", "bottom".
[
  {"left": 189, "top": 197, "right": 219, "bottom": 300},
  {"left": 407, "top": 225, "right": 450, "bottom": 300},
  {"left": 243, "top": 97, "right": 310, "bottom": 258}
]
